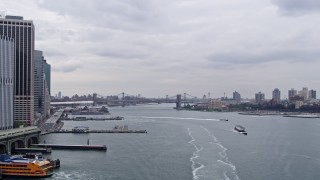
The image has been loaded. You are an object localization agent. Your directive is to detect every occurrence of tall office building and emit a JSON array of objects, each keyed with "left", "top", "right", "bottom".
[
  {"left": 272, "top": 88, "right": 281, "bottom": 104},
  {"left": 233, "top": 91, "right": 241, "bottom": 104},
  {"left": 0, "top": 35, "right": 14, "bottom": 130},
  {"left": 288, "top": 88, "right": 297, "bottom": 100},
  {"left": 298, "top": 87, "right": 308, "bottom": 100},
  {"left": 34, "top": 50, "right": 44, "bottom": 115},
  {"left": 0, "top": 15, "right": 35, "bottom": 126},
  {"left": 309, "top": 89, "right": 316, "bottom": 99},
  {"left": 43, "top": 60, "right": 51, "bottom": 95},
  {"left": 43, "top": 60, "right": 51, "bottom": 117},
  {"left": 255, "top": 92, "right": 265, "bottom": 104}
]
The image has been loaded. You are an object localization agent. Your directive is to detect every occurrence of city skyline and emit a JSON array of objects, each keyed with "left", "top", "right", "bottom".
[{"left": 2, "top": 0, "right": 320, "bottom": 98}]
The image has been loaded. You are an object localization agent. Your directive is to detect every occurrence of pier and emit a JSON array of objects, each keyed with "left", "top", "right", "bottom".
[
  {"left": 54, "top": 129, "right": 147, "bottom": 133},
  {"left": 52, "top": 125, "right": 147, "bottom": 134},
  {"left": 32, "top": 144, "right": 107, "bottom": 151},
  {"left": 61, "top": 116, "right": 124, "bottom": 121}
]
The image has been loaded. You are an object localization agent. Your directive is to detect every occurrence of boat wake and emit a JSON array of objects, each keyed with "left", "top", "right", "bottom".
[
  {"left": 187, "top": 126, "right": 241, "bottom": 180},
  {"left": 143, "top": 116, "right": 220, "bottom": 121}
]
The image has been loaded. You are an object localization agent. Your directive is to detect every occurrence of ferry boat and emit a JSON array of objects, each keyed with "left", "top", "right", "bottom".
[
  {"left": 234, "top": 125, "right": 247, "bottom": 135},
  {"left": 0, "top": 154, "right": 53, "bottom": 177}
]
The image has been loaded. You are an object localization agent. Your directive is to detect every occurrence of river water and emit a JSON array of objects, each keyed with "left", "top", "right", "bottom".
[{"left": 11, "top": 103, "right": 320, "bottom": 180}]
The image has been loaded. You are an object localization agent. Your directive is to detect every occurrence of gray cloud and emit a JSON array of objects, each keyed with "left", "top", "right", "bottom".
[
  {"left": 3, "top": 0, "right": 320, "bottom": 98},
  {"left": 52, "top": 61, "right": 82, "bottom": 73},
  {"left": 271, "top": 0, "right": 320, "bottom": 15},
  {"left": 36, "top": 0, "right": 167, "bottom": 32},
  {"left": 206, "top": 49, "right": 320, "bottom": 66}
]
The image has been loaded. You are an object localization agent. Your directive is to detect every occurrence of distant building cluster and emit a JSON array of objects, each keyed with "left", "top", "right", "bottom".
[
  {"left": 0, "top": 13, "right": 51, "bottom": 129},
  {"left": 201, "top": 87, "right": 318, "bottom": 112}
]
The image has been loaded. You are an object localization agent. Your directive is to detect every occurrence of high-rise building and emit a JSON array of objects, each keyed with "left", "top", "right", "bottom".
[
  {"left": 255, "top": 92, "right": 265, "bottom": 104},
  {"left": 309, "top": 89, "right": 316, "bottom": 99},
  {"left": 34, "top": 50, "right": 44, "bottom": 115},
  {"left": 0, "top": 15, "right": 35, "bottom": 126},
  {"left": 299, "top": 87, "right": 308, "bottom": 100},
  {"left": 272, "top": 88, "right": 281, "bottom": 104},
  {"left": 0, "top": 35, "right": 14, "bottom": 130},
  {"left": 43, "top": 60, "right": 51, "bottom": 117},
  {"left": 288, "top": 88, "right": 297, "bottom": 100},
  {"left": 233, "top": 91, "right": 241, "bottom": 104},
  {"left": 44, "top": 60, "right": 51, "bottom": 95}
]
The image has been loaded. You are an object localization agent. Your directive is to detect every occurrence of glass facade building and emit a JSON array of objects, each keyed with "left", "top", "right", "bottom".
[
  {"left": 0, "top": 15, "right": 35, "bottom": 126},
  {"left": 0, "top": 35, "right": 14, "bottom": 129}
]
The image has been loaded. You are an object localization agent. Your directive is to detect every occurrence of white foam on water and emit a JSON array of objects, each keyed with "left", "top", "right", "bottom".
[
  {"left": 187, "top": 128, "right": 206, "bottom": 180},
  {"left": 201, "top": 126, "right": 241, "bottom": 180},
  {"left": 142, "top": 116, "right": 219, "bottom": 121}
]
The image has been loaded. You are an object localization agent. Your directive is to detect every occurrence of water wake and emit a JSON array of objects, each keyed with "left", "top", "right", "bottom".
[
  {"left": 187, "top": 126, "right": 241, "bottom": 180},
  {"left": 143, "top": 116, "right": 219, "bottom": 121},
  {"left": 188, "top": 128, "right": 205, "bottom": 180},
  {"left": 201, "top": 126, "right": 241, "bottom": 180}
]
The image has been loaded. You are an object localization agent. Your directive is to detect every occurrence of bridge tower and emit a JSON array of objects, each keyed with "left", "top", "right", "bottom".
[
  {"left": 176, "top": 94, "right": 182, "bottom": 109},
  {"left": 122, "top": 92, "right": 125, "bottom": 107},
  {"left": 93, "top": 93, "right": 97, "bottom": 106}
]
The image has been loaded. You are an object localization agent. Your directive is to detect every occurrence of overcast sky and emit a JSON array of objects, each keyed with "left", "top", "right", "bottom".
[{"left": 2, "top": 0, "right": 320, "bottom": 99}]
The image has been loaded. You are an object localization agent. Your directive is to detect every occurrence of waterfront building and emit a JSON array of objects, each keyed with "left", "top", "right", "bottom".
[
  {"left": 255, "top": 92, "right": 265, "bottom": 104},
  {"left": 309, "top": 89, "right": 316, "bottom": 100},
  {"left": 295, "top": 101, "right": 304, "bottom": 109},
  {"left": 0, "top": 35, "right": 14, "bottom": 130},
  {"left": 208, "top": 100, "right": 224, "bottom": 110},
  {"left": 233, "top": 91, "right": 241, "bottom": 104},
  {"left": 272, "top": 88, "right": 281, "bottom": 104},
  {"left": 0, "top": 15, "right": 35, "bottom": 126}
]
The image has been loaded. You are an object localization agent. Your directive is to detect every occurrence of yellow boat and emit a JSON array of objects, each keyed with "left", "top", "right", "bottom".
[{"left": 0, "top": 154, "right": 53, "bottom": 177}]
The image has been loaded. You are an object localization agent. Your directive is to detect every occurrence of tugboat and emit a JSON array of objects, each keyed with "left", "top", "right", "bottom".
[{"left": 234, "top": 125, "right": 247, "bottom": 135}]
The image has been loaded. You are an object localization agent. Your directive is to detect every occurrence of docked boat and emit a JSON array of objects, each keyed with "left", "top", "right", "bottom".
[
  {"left": 0, "top": 154, "right": 54, "bottom": 177},
  {"left": 234, "top": 125, "right": 247, "bottom": 135}
]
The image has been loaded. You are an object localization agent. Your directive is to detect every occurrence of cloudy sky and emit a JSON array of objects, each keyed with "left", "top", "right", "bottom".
[{"left": 2, "top": 0, "right": 320, "bottom": 99}]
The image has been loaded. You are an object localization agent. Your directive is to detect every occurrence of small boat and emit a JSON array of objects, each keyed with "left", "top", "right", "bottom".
[
  {"left": 234, "top": 125, "right": 247, "bottom": 135},
  {"left": 219, "top": 118, "right": 228, "bottom": 121}
]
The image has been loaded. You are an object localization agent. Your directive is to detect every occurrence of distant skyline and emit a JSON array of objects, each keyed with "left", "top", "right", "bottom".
[{"left": 2, "top": 0, "right": 320, "bottom": 99}]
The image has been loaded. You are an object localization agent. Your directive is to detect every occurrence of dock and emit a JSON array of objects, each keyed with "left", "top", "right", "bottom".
[
  {"left": 54, "top": 129, "right": 147, "bottom": 133},
  {"left": 61, "top": 116, "right": 124, "bottom": 121},
  {"left": 32, "top": 144, "right": 107, "bottom": 151},
  {"left": 53, "top": 125, "right": 147, "bottom": 133},
  {"left": 14, "top": 147, "right": 52, "bottom": 154}
]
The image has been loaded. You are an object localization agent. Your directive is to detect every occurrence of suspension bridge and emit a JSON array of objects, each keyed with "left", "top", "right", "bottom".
[{"left": 92, "top": 92, "right": 209, "bottom": 107}]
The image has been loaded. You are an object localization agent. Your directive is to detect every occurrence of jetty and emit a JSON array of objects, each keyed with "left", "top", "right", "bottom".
[
  {"left": 283, "top": 114, "right": 320, "bottom": 118},
  {"left": 32, "top": 144, "right": 107, "bottom": 151},
  {"left": 61, "top": 116, "right": 124, "bottom": 121},
  {"left": 13, "top": 147, "right": 52, "bottom": 154},
  {"left": 53, "top": 125, "right": 147, "bottom": 134},
  {"left": 54, "top": 129, "right": 147, "bottom": 133}
]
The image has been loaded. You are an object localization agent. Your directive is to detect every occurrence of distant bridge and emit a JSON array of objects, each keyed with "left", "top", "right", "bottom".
[{"left": 93, "top": 92, "right": 208, "bottom": 107}]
